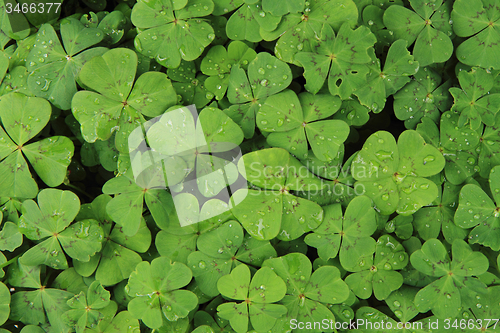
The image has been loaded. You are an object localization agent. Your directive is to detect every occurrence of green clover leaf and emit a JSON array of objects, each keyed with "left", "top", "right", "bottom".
[
  {"left": 304, "top": 196, "right": 377, "bottom": 271},
  {"left": 194, "top": 310, "right": 233, "bottom": 332},
  {"left": 355, "top": 39, "right": 419, "bottom": 112},
  {"left": 79, "top": 132, "right": 121, "bottom": 172},
  {"left": 384, "top": 0, "right": 454, "bottom": 67},
  {"left": 399, "top": 237, "right": 436, "bottom": 288},
  {"left": 450, "top": 67, "right": 500, "bottom": 130},
  {"left": 19, "top": 0, "right": 62, "bottom": 27},
  {"left": 0, "top": 197, "right": 22, "bottom": 224},
  {"left": 477, "top": 113, "right": 500, "bottom": 179},
  {"left": 0, "top": 66, "right": 32, "bottom": 97},
  {"left": 144, "top": 105, "right": 244, "bottom": 206},
  {"left": 333, "top": 99, "right": 371, "bottom": 127},
  {"left": 385, "top": 286, "right": 420, "bottom": 323},
  {"left": 260, "top": 0, "right": 358, "bottom": 64},
  {"left": 131, "top": 0, "right": 215, "bottom": 69},
  {"left": 0, "top": 281, "right": 9, "bottom": 326},
  {"left": 361, "top": 3, "right": 399, "bottom": 53},
  {"left": 410, "top": 238, "right": 489, "bottom": 319},
  {"left": 167, "top": 61, "right": 213, "bottom": 108},
  {"left": 345, "top": 235, "right": 408, "bottom": 300},
  {"left": 94, "top": 10, "right": 129, "bottom": 46},
  {"left": 155, "top": 208, "right": 233, "bottom": 264},
  {"left": 217, "top": 264, "right": 287, "bottom": 333},
  {"left": 18, "top": 189, "right": 104, "bottom": 269},
  {"left": 125, "top": 257, "right": 198, "bottom": 329},
  {"left": 262, "top": 0, "right": 305, "bottom": 16},
  {"left": 71, "top": 47, "right": 177, "bottom": 152},
  {"left": 262, "top": 253, "right": 350, "bottom": 331},
  {"left": 187, "top": 221, "right": 277, "bottom": 297},
  {"left": 8, "top": 261, "right": 74, "bottom": 331},
  {"left": 72, "top": 194, "right": 152, "bottom": 286},
  {"left": 454, "top": 166, "right": 500, "bottom": 251},
  {"left": 102, "top": 169, "right": 179, "bottom": 236},
  {"left": 417, "top": 112, "right": 481, "bottom": 185},
  {"left": 26, "top": 18, "right": 107, "bottom": 110},
  {"left": 85, "top": 309, "right": 140, "bottom": 333},
  {"left": 61, "top": 281, "right": 111, "bottom": 333},
  {"left": 295, "top": 22, "right": 376, "bottom": 99},
  {"left": 471, "top": 286, "right": 500, "bottom": 331},
  {"left": 231, "top": 148, "right": 324, "bottom": 240},
  {"left": 355, "top": 287, "right": 432, "bottom": 331},
  {"left": 295, "top": 147, "right": 358, "bottom": 206},
  {"left": 0, "top": 93, "right": 74, "bottom": 198},
  {"left": 413, "top": 180, "right": 467, "bottom": 243},
  {"left": 393, "top": 66, "right": 453, "bottom": 129},
  {"left": 385, "top": 214, "right": 414, "bottom": 240},
  {"left": 211, "top": 0, "right": 243, "bottom": 16},
  {"left": 201, "top": 41, "right": 257, "bottom": 100},
  {"left": 0, "top": 221, "right": 23, "bottom": 251},
  {"left": 256, "top": 89, "right": 349, "bottom": 161},
  {"left": 0, "top": 49, "right": 8, "bottom": 83},
  {"left": 351, "top": 130, "right": 445, "bottom": 215},
  {"left": 355, "top": 302, "right": 429, "bottom": 333},
  {"left": 225, "top": 1, "right": 281, "bottom": 43},
  {"left": 452, "top": 0, "right": 500, "bottom": 69},
  {"left": 0, "top": 0, "right": 30, "bottom": 42},
  {"left": 224, "top": 52, "right": 292, "bottom": 138},
  {"left": 51, "top": 267, "right": 89, "bottom": 295},
  {"left": 410, "top": 239, "right": 488, "bottom": 319}
]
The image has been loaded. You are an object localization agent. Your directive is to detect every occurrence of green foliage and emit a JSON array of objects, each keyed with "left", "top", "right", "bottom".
[
  {"left": 125, "top": 257, "right": 198, "bottom": 329},
  {"left": 450, "top": 67, "right": 500, "bottom": 130},
  {"left": 0, "top": 93, "right": 74, "bottom": 198},
  {"left": 26, "top": 18, "right": 107, "bottom": 110},
  {"left": 304, "top": 196, "right": 377, "bottom": 271},
  {"left": 262, "top": 252, "right": 349, "bottom": 332},
  {"left": 351, "top": 130, "right": 445, "bottom": 215},
  {"left": 217, "top": 264, "right": 287, "bottom": 333},
  {"left": 452, "top": 0, "right": 500, "bottom": 69},
  {"left": 383, "top": 0, "right": 453, "bottom": 67},
  {"left": 454, "top": 166, "right": 500, "bottom": 251},
  {"left": 224, "top": 52, "right": 292, "bottom": 138},
  {"left": 394, "top": 66, "right": 452, "bottom": 129},
  {"left": 3, "top": 1, "right": 500, "bottom": 333},
  {"left": 61, "top": 281, "right": 110, "bottom": 333},
  {"left": 71, "top": 48, "right": 177, "bottom": 152},
  {"left": 131, "top": 0, "right": 215, "bottom": 69},
  {"left": 410, "top": 238, "right": 488, "bottom": 319},
  {"left": 18, "top": 189, "right": 103, "bottom": 269},
  {"left": 256, "top": 89, "right": 349, "bottom": 161}
]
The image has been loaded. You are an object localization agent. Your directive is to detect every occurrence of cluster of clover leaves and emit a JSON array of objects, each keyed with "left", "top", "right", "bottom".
[{"left": 2, "top": 0, "right": 500, "bottom": 332}]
